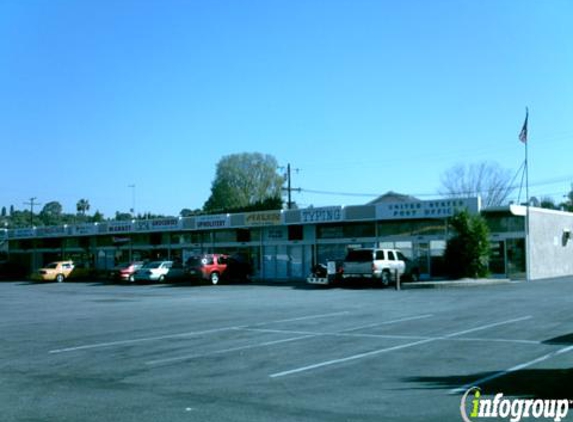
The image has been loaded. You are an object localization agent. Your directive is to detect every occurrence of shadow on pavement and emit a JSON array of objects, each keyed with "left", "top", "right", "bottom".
[{"left": 406, "top": 368, "right": 573, "bottom": 404}]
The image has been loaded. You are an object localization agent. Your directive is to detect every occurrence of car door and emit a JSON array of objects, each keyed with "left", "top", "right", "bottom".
[{"left": 388, "top": 250, "right": 405, "bottom": 275}]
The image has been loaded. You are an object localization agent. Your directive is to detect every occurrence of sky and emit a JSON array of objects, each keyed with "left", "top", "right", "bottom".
[{"left": 1, "top": 0, "right": 572, "bottom": 218}]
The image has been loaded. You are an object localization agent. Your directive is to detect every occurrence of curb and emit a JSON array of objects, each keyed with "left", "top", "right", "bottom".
[{"left": 401, "top": 278, "right": 515, "bottom": 289}]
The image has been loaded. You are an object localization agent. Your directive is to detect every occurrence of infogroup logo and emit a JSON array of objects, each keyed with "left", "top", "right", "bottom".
[{"left": 460, "top": 387, "right": 571, "bottom": 422}]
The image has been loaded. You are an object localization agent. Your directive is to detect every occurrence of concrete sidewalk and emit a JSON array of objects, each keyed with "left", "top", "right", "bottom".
[{"left": 400, "top": 277, "right": 516, "bottom": 289}]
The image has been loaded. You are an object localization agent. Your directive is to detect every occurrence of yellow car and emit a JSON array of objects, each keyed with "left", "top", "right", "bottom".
[{"left": 32, "top": 261, "right": 75, "bottom": 283}]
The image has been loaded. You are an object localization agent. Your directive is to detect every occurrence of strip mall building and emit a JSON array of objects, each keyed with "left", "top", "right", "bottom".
[{"left": 3, "top": 194, "right": 573, "bottom": 281}]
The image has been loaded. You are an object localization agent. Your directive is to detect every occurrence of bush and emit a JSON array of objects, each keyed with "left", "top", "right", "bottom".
[{"left": 444, "top": 210, "right": 490, "bottom": 279}]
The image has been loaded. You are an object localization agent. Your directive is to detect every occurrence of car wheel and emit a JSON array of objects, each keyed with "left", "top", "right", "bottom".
[
  {"left": 381, "top": 271, "right": 391, "bottom": 287},
  {"left": 128, "top": 274, "right": 135, "bottom": 283},
  {"left": 158, "top": 275, "right": 165, "bottom": 283},
  {"left": 210, "top": 272, "right": 220, "bottom": 285},
  {"left": 56, "top": 274, "right": 65, "bottom": 283}
]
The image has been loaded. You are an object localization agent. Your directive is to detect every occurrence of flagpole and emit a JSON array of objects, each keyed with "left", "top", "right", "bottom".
[
  {"left": 523, "top": 108, "right": 530, "bottom": 282},
  {"left": 525, "top": 132, "right": 530, "bottom": 282}
]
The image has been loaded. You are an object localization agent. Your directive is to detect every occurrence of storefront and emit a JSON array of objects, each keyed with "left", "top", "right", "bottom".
[{"left": 8, "top": 196, "right": 569, "bottom": 282}]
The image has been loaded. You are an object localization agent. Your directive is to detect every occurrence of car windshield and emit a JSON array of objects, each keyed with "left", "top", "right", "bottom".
[
  {"left": 345, "top": 250, "right": 373, "bottom": 262},
  {"left": 45, "top": 263, "right": 59, "bottom": 269},
  {"left": 142, "top": 261, "right": 162, "bottom": 269}
]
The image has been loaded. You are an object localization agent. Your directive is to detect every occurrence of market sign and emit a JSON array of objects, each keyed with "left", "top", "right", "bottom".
[
  {"left": 301, "top": 206, "right": 343, "bottom": 224},
  {"left": 376, "top": 198, "right": 480, "bottom": 220},
  {"left": 107, "top": 222, "right": 133, "bottom": 233},
  {"left": 196, "top": 215, "right": 229, "bottom": 230},
  {"left": 245, "top": 211, "right": 282, "bottom": 226}
]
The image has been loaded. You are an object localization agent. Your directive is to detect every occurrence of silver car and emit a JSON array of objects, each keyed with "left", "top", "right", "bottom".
[{"left": 133, "top": 260, "right": 173, "bottom": 283}]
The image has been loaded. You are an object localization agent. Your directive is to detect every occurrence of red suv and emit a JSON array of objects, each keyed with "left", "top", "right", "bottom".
[
  {"left": 186, "top": 253, "right": 253, "bottom": 285},
  {"left": 186, "top": 254, "right": 228, "bottom": 285}
]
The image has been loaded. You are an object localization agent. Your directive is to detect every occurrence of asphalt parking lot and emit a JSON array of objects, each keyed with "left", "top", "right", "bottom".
[{"left": 1, "top": 279, "right": 573, "bottom": 422}]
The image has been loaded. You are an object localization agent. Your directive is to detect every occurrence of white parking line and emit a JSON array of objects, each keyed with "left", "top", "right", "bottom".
[
  {"left": 440, "top": 316, "right": 532, "bottom": 338},
  {"left": 48, "top": 311, "right": 350, "bottom": 354},
  {"left": 49, "top": 326, "right": 244, "bottom": 354},
  {"left": 270, "top": 338, "right": 436, "bottom": 378},
  {"left": 146, "top": 334, "right": 316, "bottom": 366},
  {"left": 339, "top": 314, "right": 434, "bottom": 332},
  {"left": 450, "top": 344, "right": 573, "bottom": 395},
  {"left": 144, "top": 314, "right": 435, "bottom": 366},
  {"left": 270, "top": 316, "right": 532, "bottom": 378},
  {"left": 250, "top": 311, "right": 351, "bottom": 326}
]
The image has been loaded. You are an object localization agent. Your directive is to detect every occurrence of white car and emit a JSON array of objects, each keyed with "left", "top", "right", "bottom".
[{"left": 133, "top": 260, "right": 173, "bottom": 282}]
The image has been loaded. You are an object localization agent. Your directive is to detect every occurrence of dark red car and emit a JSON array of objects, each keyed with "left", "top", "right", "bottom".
[{"left": 109, "top": 261, "right": 145, "bottom": 283}]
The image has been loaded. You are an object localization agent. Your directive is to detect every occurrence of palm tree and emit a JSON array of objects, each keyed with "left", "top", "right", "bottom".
[{"left": 76, "top": 199, "right": 90, "bottom": 216}]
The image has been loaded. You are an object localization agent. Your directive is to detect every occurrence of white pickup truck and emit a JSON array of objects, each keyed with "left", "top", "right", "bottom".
[{"left": 342, "top": 248, "right": 409, "bottom": 286}]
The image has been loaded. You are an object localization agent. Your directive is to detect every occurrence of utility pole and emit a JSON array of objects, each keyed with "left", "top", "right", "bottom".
[
  {"left": 24, "top": 197, "right": 41, "bottom": 227},
  {"left": 128, "top": 184, "right": 136, "bottom": 218},
  {"left": 282, "top": 164, "right": 301, "bottom": 210}
]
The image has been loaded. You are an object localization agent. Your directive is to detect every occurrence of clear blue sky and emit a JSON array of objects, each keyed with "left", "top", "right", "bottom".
[{"left": 1, "top": 0, "right": 572, "bottom": 218}]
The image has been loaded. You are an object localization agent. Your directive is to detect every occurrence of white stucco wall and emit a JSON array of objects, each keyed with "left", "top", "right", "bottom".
[{"left": 529, "top": 208, "right": 573, "bottom": 280}]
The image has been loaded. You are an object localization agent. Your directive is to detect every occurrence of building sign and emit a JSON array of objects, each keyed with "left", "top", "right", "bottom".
[
  {"left": 149, "top": 218, "right": 181, "bottom": 231},
  {"left": 376, "top": 198, "right": 480, "bottom": 220},
  {"left": 265, "top": 228, "right": 285, "bottom": 240},
  {"left": 69, "top": 224, "right": 97, "bottom": 236},
  {"left": 107, "top": 222, "right": 133, "bottom": 233},
  {"left": 133, "top": 218, "right": 181, "bottom": 232},
  {"left": 245, "top": 211, "right": 282, "bottom": 226},
  {"left": 8, "top": 228, "right": 36, "bottom": 239},
  {"left": 196, "top": 215, "right": 229, "bottom": 229},
  {"left": 134, "top": 220, "right": 151, "bottom": 232},
  {"left": 36, "top": 226, "right": 67, "bottom": 237},
  {"left": 301, "top": 206, "right": 343, "bottom": 224}
]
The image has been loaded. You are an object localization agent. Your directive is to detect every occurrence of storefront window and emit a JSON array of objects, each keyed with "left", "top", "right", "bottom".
[
  {"left": 343, "top": 223, "right": 375, "bottom": 238},
  {"left": 317, "top": 224, "right": 344, "bottom": 239},
  {"left": 213, "top": 230, "right": 237, "bottom": 243},
  {"left": 485, "top": 214, "right": 524, "bottom": 233}
]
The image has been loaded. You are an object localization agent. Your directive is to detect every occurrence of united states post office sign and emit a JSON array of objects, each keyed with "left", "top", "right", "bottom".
[{"left": 376, "top": 198, "right": 480, "bottom": 220}]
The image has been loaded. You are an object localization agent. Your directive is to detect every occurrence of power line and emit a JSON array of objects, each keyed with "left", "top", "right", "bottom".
[{"left": 300, "top": 174, "right": 573, "bottom": 200}]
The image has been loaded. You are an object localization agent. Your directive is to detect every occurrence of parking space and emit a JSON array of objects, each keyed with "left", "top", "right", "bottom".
[{"left": 1, "top": 279, "right": 573, "bottom": 421}]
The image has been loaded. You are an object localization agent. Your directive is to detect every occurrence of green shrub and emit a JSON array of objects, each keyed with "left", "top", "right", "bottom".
[{"left": 444, "top": 210, "right": 490, "bottom": 279}]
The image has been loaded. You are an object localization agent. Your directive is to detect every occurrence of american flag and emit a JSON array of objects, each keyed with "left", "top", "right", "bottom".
[{"left": 519, "top": 108, "right": 528, "bottom": 143}]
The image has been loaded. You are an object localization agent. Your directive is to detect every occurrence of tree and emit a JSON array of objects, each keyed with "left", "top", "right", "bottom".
[
  {"left": 92, "top": 210, "right": 105, "bottom": 223},
  {"left": 439, "top": 161, "right": 514, "bottom": 208},
  {"left": 40, "top": 201, "right": 63, "bottom": 226},
  {"left": 203, "top": 153, "right": 284, "bottom": 213},
  {"left": 115, "top": 211, "right": 132, "bottom": 221},
  {"left": 540, "top": 197, "right": 557, "bottom": 210},
  {"left": 444, "top": 210, "right": 491, "bottom": 279},
  {"left": 76, "top": 199, "right": 90, "bottom": 216},
  {"left": 180, "top": 208, "right": 202, "bottom": 217},
  {"left": 559, "top": 186, "right": 573, "bottom": 212}
]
